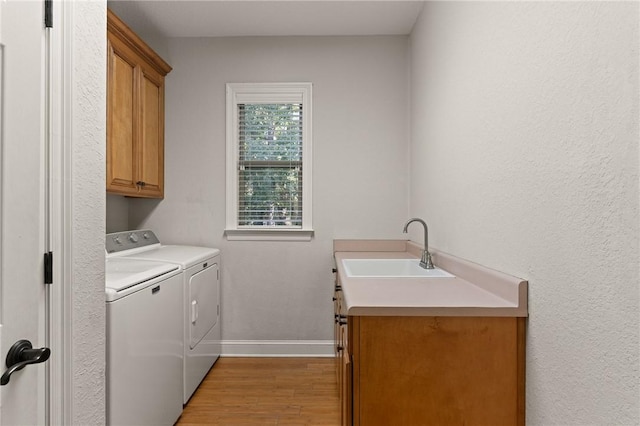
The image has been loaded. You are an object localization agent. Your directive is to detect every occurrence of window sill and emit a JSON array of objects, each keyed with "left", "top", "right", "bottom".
[{"left": 225, "top": 228, "right": 314, "bottom": 242}]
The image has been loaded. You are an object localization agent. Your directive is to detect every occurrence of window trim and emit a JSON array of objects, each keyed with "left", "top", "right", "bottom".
[{"left": 225, "top": 82, "right": 313, "bottom": 241}]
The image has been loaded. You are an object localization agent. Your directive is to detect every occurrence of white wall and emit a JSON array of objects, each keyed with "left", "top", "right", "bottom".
[
  {"left": 69, "top": 1, "right": 106, "bottom": 423},
  {"left": 410, "top": 2, "right": 639, "bottom": 424},
  {"left": 130, "top": 36, "right": 409, "bottom": 345},
  {"left": 106, "top": 194, "right": 128, "bottom": 233}
]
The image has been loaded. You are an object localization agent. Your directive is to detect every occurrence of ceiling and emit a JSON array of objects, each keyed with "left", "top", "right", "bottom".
[{"left": 106, "top": 1, "right": 425, "bottom": 38}]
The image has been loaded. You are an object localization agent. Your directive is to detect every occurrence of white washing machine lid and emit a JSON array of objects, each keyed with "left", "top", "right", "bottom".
[
  {"left": 122, "top": 245, "right": 220, "bottom": 269},
  {"left": 106, "top": 258, "right": 179, "bottom": 294}
]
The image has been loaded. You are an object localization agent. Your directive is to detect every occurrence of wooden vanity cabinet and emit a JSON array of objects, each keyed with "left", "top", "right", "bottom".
[
  {"left": 344, "top": 315, "right": 525, "bottom": 426},
  {"left": 107, "top": 9, "right": 172, "bottom": 198}
]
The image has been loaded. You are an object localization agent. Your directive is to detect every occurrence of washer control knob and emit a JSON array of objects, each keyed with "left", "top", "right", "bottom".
[
  {"left": 142, "top": 232, "right": 150, "bottom": 240},
  {"left": 113, "top": 236, "right": 122, "bottom": 245},
  {"left": 128, "top": 233, "right": 139, "bottom": 243}
]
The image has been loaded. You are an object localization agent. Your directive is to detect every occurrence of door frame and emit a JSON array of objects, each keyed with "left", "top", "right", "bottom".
[{"left": 48, "top": 1, "right": 74, "bottom": 423}]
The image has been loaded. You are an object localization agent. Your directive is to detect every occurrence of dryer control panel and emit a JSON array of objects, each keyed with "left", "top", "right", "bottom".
[{"left": 106, "top": 229, "right": 160, "bottom": 254}]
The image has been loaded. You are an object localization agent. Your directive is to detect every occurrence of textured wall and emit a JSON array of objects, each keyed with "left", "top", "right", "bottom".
[
  {"left": 129, "top": 36, "right": 410, "bottom": 343},
  {"left": 410, "top": 2, "right": 639, "bottom": 424},
  {"left": 70, "top": 1, "right": 106, "bottom": 423}
]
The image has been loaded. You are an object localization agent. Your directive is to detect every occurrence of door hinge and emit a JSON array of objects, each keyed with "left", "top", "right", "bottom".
[
  {"left": 44, "top": 0, "right": 53, "bottom": 28},
  {"left": 44, "top": 252, "right": 53, "bottom": 284}
]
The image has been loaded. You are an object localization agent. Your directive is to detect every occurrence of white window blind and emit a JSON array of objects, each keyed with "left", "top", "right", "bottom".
[
  {"left": 238, "top": 103, "right": 303, "bottom": 227},
  {"left": 225, "top": 83, "right": 313, "bottom": 240}
]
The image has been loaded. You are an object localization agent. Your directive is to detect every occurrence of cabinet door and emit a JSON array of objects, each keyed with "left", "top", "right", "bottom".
[
  {"left": 137, "top": 65, "right": 164, "bottom": 198},
  {"left": 334, "top": 290, "right": 341, "bottom": 386},
  {"left": 334, "top": 271, "right": 343, "bottom": 385},
  {"left": 357, "top": 316, "right": 521, "bottom": 425},
  {"left": 106, "top": 36, "right": 138, "bottom": 195},
  {"left": 341, "top": 347, "right": 352, "bottom": 426},
  {"left": 339, "top": 320, "right": 351, "bottom": 425}
]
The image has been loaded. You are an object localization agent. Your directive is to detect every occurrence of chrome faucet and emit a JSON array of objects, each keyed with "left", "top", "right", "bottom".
[{"left": 402, "top": 218, "right": 434, "bottom": 269}]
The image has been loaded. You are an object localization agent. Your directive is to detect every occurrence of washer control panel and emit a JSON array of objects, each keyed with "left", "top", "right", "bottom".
[{"left": 106, "top": 229, "right": 160, "bottom": 253}]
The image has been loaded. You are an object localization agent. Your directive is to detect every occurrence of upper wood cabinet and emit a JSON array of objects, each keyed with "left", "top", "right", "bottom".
[{"left": 107, "top": 9, "right": 172, "bottom": 198}]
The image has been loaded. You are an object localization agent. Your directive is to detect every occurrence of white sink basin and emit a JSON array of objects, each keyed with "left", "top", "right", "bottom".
[{"left": 342, "top": 259, "right": 455, "bottom": 278}]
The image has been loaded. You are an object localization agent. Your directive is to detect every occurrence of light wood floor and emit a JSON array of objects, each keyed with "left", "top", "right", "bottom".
[{"left": 176, "top": 357, "right": 340, "bottom": 425}]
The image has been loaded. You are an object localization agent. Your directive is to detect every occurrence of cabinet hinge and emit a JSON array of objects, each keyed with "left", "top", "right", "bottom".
[
  {"left": 44, "top": 252, "right": 53, "bottom": 284},
  {"left": 44, "top": 0, "right": 53, "bottom": 28}
]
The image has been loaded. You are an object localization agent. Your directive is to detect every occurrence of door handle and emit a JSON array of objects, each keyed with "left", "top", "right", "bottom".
[
  {"left": 1, "top": 340, "right": 51, "bottom": 386},
  {"left": 191, "top": 300, "right": 198, "bottom": 324}
]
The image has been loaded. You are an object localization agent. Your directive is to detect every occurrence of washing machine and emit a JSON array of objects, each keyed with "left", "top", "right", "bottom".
[
  {"left": 106, "top": 230, "right": 221, "bottom": 403},
  {"left": 105, "top": 256, "right": 183, "bottom": 426}
]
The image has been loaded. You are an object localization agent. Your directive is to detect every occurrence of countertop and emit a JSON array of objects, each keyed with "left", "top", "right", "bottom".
[{"left": 334, "top": 240, "right": 528, "bottom": 317}]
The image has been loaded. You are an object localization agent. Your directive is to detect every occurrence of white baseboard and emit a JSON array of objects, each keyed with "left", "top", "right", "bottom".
[{"left": 220, "top": 340, "right": 334, "bottom": 357}]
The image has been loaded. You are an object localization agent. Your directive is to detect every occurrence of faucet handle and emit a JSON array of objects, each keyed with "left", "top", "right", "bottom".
[{"left": 420, "top": 250, "right": 434, "bottom": 269}]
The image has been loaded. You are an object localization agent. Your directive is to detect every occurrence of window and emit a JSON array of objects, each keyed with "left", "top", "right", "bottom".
[{"left": 225, "top": 83, "right": 313, "bottom": 241}]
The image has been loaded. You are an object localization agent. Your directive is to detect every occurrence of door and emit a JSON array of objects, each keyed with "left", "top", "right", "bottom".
[
  {"left": 138, "top": 65, "right": 164, "bottom": 198},
  {"left": 106, "top": 34, "right": 138, "bottom": 195},
  {"left": 0, "top": 1, "right": 49, "bottom": 425},
  {"left": 188, "top": 264, "right": 219, "bottom": 349}
]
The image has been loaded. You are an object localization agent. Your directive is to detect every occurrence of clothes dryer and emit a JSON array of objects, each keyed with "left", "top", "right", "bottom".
[{"left": 106, "top": 230, "right": 221, "bottom": 403}]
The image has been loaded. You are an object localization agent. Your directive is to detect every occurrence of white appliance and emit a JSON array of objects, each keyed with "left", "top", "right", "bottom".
[
  {"left": 106, "top": 230, "right": 221, "bottom": 403},
  {"left": 105, "top": 256, "right": 183, "bottom": 426}
]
